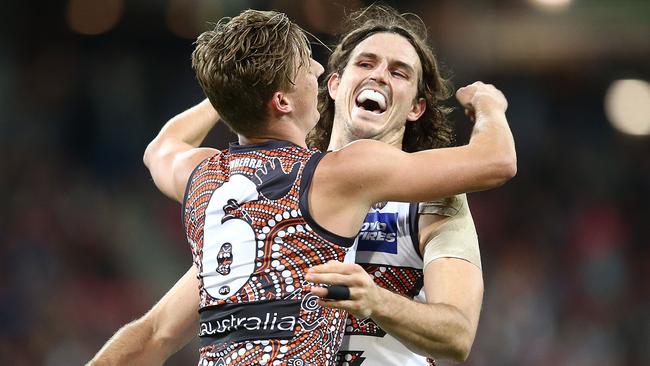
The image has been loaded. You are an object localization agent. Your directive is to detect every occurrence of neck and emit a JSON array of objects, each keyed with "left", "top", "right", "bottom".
[
  {"left": 327, "top": 116, "right": 405, "bottom": 150},
  {"left": 238, "top": 134, "right": 307, "bottom": 148},
  {"left": 238, "top": 117, "right": 308, "bottom": 148}
]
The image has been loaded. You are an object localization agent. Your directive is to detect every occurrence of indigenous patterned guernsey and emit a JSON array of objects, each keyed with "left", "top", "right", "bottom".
[
  {"left": 183, "top": 140, "right": 355, "bottom": 366},
  {"left": 336, "top": 201, "right": 435, "bottom": 366}
]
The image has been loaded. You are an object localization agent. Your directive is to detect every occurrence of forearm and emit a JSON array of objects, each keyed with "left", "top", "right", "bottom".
[
  {"left": 155, "top": 99, "right": 219, "bottom": 147},
  {"left": 308, "top": 261, "right": 479, "bottom": 361},
  {"left": 88, "top": 267, "right": 200, "bottom": 366},
  {"left": 468, "top": 109, "right": 517, "bottom": 186},
  {"left": 143, "top": 99, "right": 219, "bottom": 166},
  {"left": 87, "top": 318, "right": 171, "bottom": 366},
  {"left": 371, "top": 288, "right": 474, "bottom": 362},
  {"left": 143, "top": 99, "right": 221, "bottom": 201},
  {"left": 456, "top": 82, "right": 516, "bottom": 187}
]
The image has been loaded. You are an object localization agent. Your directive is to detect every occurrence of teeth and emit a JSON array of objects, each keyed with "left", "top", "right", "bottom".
[{"left": 356, "top": 89, "right": 386, "bottom": 110}]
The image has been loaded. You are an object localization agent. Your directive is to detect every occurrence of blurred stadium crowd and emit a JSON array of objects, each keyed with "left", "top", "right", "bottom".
[{"left": 1, "top": 0, "right": 649, "bottom": 365}]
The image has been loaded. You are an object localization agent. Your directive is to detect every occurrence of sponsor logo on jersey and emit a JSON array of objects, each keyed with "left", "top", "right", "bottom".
[
  {"left": 199, "top": 299, "right": 300, "bottom": 346},
  {"left": 357, "top": 211, "right": 398, "bottom": 254}
]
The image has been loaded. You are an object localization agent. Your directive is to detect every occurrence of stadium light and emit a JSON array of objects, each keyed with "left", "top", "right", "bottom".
[
  {"left": 605, "top": 79, "right": 650, "bottom": 137},
  {"left": 166, "top": 0, "right": 223, "bottom": 39},
  {"left": 66, "top": 0, "right": 123, "bottom": 35},
  {"left": 529, "top": 0, "right": 573, "bottom": 12}
]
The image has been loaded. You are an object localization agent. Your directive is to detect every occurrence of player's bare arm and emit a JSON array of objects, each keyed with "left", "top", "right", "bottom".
[
  {"left": 307, "top": 259, "right": 480, "bottom": 362},
  {"left": 307, "top": 81, "right": 506, "bottom": 361},
  {"left": 89, "top": 99, "right": 221, "bottom": 364},
  {"left": 361, "top": 207, "right": 483, "bottom": 362},
  {"left": 143, "top": 99, "right": 221, "bottom": 202},
  {"left": 87, "top": 266, "right": 200, "bottom": 365},
  {"left": 309, "top": 81, "right": 516, "bottom": 237},
  {"left": 406, "top": 197, "right": 483, "bottom": 360},
  {"left": 360, "top": 197, "right": 483, "bottom": 361}
]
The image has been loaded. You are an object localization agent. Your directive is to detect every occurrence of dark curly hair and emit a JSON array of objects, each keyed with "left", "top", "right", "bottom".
[{"left": 307, "top": 5, "right": 453, "bottom": 152}]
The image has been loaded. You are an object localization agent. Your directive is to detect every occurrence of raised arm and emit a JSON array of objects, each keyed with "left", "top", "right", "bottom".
[
  {"left": 143, "top": 99, "right": 222, "bottom": 202},
  {"left": 354, "top": 81, "right": 515, "bottom": 203},
  {"left": 87, "top": 266, "right": 200, "bottom": 365},
  {"left": 446, "top": 81, "right": 516, "bottom": 188},
  {"left": 310, "top": 82, "right": 516, "bottom": 237}
]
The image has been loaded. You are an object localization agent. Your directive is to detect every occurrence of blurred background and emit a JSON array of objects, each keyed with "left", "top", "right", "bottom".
[{"left": 1, "top": 0, "right": 649, "bottom": 365}]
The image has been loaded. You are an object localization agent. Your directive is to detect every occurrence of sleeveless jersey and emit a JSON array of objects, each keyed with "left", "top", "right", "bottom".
[
  {"left": 183, "top": 140, "right": 355, "bottom": 366},
  {"left": 336, "top": 201, "right": 434, "bottom": 366}
]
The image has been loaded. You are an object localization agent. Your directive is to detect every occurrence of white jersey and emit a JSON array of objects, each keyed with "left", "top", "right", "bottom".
[{"left": 337, "top": 201, "right": 434, "bottom": 366}]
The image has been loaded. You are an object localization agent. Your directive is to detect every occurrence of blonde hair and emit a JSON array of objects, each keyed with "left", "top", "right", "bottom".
[{"left": 192, "top": 10, "right": 311, "bottom": 135}]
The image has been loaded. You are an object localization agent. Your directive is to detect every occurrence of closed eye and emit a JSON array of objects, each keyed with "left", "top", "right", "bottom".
[{"left": 391, "top": 70, "right": 408, "bottom": 79}]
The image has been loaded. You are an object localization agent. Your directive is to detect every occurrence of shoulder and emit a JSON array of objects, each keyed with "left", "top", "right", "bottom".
[
  {"left": 176, "top": 147, "right": 221, "bottom": 173},
  {"left": 173, "top": 147, "right": 222, "bottom": 199}
]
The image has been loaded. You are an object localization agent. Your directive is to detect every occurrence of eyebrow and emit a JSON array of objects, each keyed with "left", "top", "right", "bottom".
[{"left": 354, "top": 52, "right": 416, "bottom": 75}]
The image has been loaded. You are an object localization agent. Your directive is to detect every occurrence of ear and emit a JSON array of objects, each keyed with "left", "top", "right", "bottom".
[
  {"left": 406, "top": 97, "right": 426, "bottom": 122},
  {"left": 327, "top": 73, "right": 340, "bottom": 100},
  {"left": 269, "top": 91, "right": 292, "bottom": 115}
]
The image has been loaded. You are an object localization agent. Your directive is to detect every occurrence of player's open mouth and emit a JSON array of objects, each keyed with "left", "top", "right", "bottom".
[{"left": 355, "top": 88, "right": 387, "bottom": 115}]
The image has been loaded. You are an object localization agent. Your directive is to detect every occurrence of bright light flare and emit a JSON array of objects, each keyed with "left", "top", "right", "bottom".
[
  {"left": 529, "top": 0, "right": 573, "bottom": 12},
  {"left": 605, "top": 79, "right": 650, "bottom": 136}
]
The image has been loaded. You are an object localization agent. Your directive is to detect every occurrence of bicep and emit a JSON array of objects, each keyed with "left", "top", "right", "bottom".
[
  {"left": 419, "top": 195, "right": 482, "bottom": 269},
  {"left": 379, "top": 147, "right": 482, "bottom": 202},
  {"left": 343, "top": 142, "right": 484, "bottom": 204}
]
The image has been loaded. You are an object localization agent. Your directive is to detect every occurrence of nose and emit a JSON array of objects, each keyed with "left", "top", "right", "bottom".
[
  {"left": 311, "top": 58, "right": 324, "bottom": 78},
  {"left": 369, "top": 62, "right": 389, "bottom": 84}
]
